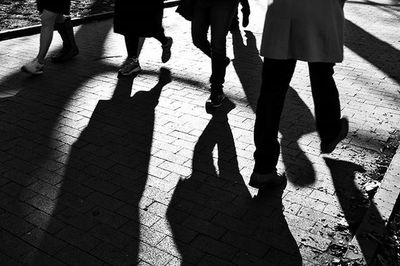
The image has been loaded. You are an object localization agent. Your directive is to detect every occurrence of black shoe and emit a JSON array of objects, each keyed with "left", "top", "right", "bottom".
[
  {"left": 206, "top": 93, "right": 226, "bottom": 108},
  {"left": 161, "top": 37, "right": 173, "bottom": 63},
  {"left": 320, "top": 117, "right": 349, "bottom": 154},
  {"left": 249, "top": 172, "right": 286, "bottom": 189}
]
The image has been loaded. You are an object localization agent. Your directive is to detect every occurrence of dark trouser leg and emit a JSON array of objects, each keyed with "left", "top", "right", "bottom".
[
  {"left": 253, "top": 58, "right": 296, "bottom": 174},
  {"left": 154, "top": 27, "right": 168, "bottom": 46},
  {"left": 308, "top": 62, "right": 341, "bottom": 143},
  {"left": 191, "top": 5, "right": 211, "bottom": 57},
  {"left": 209, "top": 1, "right": 238, "bottom": 94},
  {"left": 125, "top": 35, "right": 139, "bottom": 58},
  {"left": 230, "top": 9, "right": 239, "bottom": 31}
]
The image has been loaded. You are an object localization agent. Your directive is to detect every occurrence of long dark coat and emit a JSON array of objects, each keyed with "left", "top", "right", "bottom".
[{"left": 114, "top": 0, "right": 164, "bottom": 37}]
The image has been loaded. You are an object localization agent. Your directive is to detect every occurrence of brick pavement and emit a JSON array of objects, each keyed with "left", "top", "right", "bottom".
[{"left": 0, "top": 0, "right": 399, "bottom": 265}]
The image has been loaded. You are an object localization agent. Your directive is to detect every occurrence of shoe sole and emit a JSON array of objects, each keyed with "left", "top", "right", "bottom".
[
  {"left": 21, "top": 66, "right": 43, "bottom": 75},
  {"left": 118, "top": 66, "right": 141, "bottom": 76},
  {"left": 321, "top": 118, "right": 349, "bottom": 154}
]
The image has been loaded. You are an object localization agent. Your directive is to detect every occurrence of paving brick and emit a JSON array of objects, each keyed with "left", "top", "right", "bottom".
[
  {"left": 0, "top": 197, "right": 36, "bottom": 217},
  {"left": 55, "top": 245, "right": 103, "bottom": 266},
  {"left": 55, "top": 207, "right": 98, "bottom": 231},
  {"left": 0, "top": 212, "right": 35, "bottom": 236},
  {"left": 22, "top": 227, "right": 67, "bottom": 255},
  {"left": 192, "top": 234, "right": 238, "bottom": 261},
  {"left": 29, "top": 194, "right": 58, "bottom": 214},
  {"left": 90, "top": 242, "right": 137, "bottom": 265},
  {"left": 0, "top": 252, "right": 23, "bottom": 266},
  {"left": 56, "top": 225, "right": 101, "bottom": 252},
  {"left": 137, "top": 242, "right": 175, "bottom": 266},
  {"left": 25, "top": 209, "right": 66, "bottom": 234},
  {"left": 183, "top": 215, "right": 226, "bottom": 239},
  {"left": 90, "top": 223, "right": 132, "bottom": 249}
]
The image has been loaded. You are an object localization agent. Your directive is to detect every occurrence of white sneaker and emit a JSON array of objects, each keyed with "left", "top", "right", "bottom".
[
  {"left": 21, "top": 59, "right": 44, "bottom": 75},
  {"left": 118, "top": 57, "right": 141, "bottom": 76}
]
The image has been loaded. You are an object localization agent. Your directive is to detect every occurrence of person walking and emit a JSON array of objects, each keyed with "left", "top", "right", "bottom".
[
  {"left": 21, "top": 0, "right": 79, "bottom": 75},
  {"left": 114, "top": 0, "right": 173, "bottom": 76},
  {"left": 250, "top": 0, "right": 349, "bottom": 188},
  {"left": 191, "top": 0, "right": 239, "bottom": 108}
]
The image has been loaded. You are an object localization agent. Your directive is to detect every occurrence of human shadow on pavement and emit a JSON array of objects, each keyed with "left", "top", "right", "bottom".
[
  {"left": 344, "top": 19, "right": 400, "bottom": 86},
  {"left": 31, "top": 68, "right": 171, "bottom": 265},
  {"left": 324, "top": 158, "right": 386, "bottom": 263},
  {"left": 166, "top": 99, "right": 302, "bottom": 265},
  {"left": 0, "top": 5, "right": 121, "bottom": 263},
  {"left": 232, "top": 30, "right": 316, "bottom": 186},
  {"left": 232, "top": 30, "right": 263, "bottom": 112}
]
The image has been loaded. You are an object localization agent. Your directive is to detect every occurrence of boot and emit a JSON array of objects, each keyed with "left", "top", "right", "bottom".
[{"left": 52, "top": 18, "right": 79, "bottom": 63}]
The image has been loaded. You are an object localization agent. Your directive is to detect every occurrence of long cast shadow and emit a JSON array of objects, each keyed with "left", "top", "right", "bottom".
[
  {"left": 0, "top": 1, "right": 122, "bottom": 262},
  {"left": 32, "top": 68, "right": 171, "bottom": 264},
  {"left": 232, "top": 30, "right": 316, "bottom": 186},
  {"left": 344, "top": 19, "right": 400, "bottom": 86},
  {"left": 166, "top": 100, "right": 302, "bottom": 265},
  {"left": 324, "top": 158, "right": 386, "bottom": 263}
]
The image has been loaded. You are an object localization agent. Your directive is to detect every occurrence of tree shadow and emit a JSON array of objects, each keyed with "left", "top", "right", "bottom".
[
  {"left": 166, "top": 99, "right": 302, "bottom": 265},
  {"left": 324, "top": 158, "right": 386, "bottom": 263},
  {"left": 31, "top": 68, "right": 171, "bottom": 264},
  {"left": 232, "top": 30, "right": 316, "bottom": 186}
]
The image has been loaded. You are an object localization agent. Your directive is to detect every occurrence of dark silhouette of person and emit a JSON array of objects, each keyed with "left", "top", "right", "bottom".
[
  {"left": 191, "top": 0, "right": 239, "bottom": 108},
  {"left": 324, "top": 158, "right": 386, "bottom": 264},
  {"left": 250, "top": 0, "right": 349, "bottom": 189},
  {"left": 114, "top": 0, "right": 173, "bottom": 76},
  {"left": 31, "top": 68, "right": 171, "bottom": 264},
  {"left": 21, "top": 0, "right": 79, "bottom": 75},
  {"left": 232, "top": 30, "right": 317, "bottom": 186},
  {"left": 166, "top": 100, "right": 302, "bottom": 265}
]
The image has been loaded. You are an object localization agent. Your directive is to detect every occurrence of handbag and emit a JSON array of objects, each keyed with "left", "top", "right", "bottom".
[{"left": 176, "top": 0, "right": 196, "bottom": 21}]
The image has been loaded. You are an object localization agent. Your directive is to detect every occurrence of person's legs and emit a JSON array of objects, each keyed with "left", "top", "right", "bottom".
[
  {"left": 253, "top": 58, "right": 296, "bottom": 174},
  {"left": 191, "top": 4, "right": 211, "bottom": 57},
  {"left": 208, "top": 1, "right": 238, "bottom": 95},
  {"left": 37, "top": 9, "right": 59, "bottom": 63},
  {"left": 229, "top": 9, "right": 240, "bottom": 32},
  {"left": 21, "top": 9, "right": 59, "bottom": 74},
  {"left": 125, "top": 34, "right": 140, "bottom": 59},
  {"left": 308, "top": 62, "right": 348, "bottom": 153},
  {"left": 118, "top": 34, "right": 141, "bottom": 76},
  {"left": 52, "top": 15, "right": 79, "bottom": 63},
  {"left": 154, "top": 27, "right": 173, "bottom": 63}
]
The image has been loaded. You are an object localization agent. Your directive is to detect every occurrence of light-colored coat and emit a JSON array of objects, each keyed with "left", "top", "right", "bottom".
[{"left": 260, "top": 0, "right": 344, "bottom": 63}]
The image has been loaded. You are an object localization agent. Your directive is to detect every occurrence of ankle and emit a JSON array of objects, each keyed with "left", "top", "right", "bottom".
[{"left": 36, "top": 58, "right": 45, "bottom": 64}]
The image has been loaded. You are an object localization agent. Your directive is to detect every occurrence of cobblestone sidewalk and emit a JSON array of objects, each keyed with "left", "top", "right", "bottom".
[{"left": 0, "top": 0, "right": 399, "bottom": 265}]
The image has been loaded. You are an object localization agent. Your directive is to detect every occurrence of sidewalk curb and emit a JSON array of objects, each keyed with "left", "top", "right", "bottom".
[
  {"left": 0, "top": 12, "right": 113, "bottom": 42},
  {"left": 0, "top": 0, "right": 180, "bottom": 42},
  {"left": 345, "top": 145, "right": 400, "bottom": 264}
]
